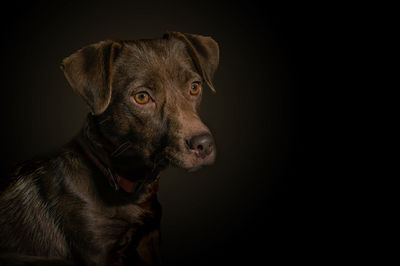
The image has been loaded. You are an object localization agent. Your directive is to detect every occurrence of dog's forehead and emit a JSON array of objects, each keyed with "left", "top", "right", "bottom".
[{"left": 117, "top": 39, "right": 198, "bottom": 86}]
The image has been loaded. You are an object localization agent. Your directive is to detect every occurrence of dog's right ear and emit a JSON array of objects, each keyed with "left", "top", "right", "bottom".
[{"left": 60, "top": 40, "right": 122, "bottom": 115}]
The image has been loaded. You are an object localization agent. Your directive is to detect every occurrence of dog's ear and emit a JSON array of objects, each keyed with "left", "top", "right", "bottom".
[
  {"left": 163, "top": 32, "right": 219, "bottom": 92},
  {"left": 60, "top": 40, "right": 122, "bottom": 115}
]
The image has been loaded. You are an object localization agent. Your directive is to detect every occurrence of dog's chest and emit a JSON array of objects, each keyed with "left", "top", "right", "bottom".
[{"left": 90, "top": 185, "right": 161, "bottom": 264}]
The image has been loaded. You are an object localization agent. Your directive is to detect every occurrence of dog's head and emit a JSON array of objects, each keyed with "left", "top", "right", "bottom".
[{"left": 61, "top": 32, "right": 219, "bottom": 172}]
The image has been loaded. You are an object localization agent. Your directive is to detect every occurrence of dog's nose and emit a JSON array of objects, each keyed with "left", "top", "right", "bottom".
[{"left": 187, "top": 133, "right": 215, "bottom": 158}]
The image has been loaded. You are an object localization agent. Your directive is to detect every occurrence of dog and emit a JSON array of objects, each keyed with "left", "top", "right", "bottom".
[{"left": 0, "top": 31, "right": 219, "bottom": 265}]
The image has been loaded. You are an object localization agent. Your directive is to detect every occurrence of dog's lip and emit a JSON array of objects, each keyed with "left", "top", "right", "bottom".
[
  {"left": 187, "top": 150, "right": 216, "bottom": 171},
  {"left": 168, "top": 153, "right": 215, "bottom": 172}
]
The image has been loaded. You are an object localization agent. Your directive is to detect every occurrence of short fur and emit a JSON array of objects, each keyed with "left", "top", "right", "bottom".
[{"left": 0, "top": 32, "right": 219, "bottom": 265}]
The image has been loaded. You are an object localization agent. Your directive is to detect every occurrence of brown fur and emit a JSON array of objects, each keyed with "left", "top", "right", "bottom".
[{"left": 0, "top": 32, "right": 219, "bottom": 265}]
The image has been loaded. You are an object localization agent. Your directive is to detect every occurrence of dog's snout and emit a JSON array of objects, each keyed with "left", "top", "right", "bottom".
[{"left": 187, "top": 133, "right": 215, "bottom": 158}]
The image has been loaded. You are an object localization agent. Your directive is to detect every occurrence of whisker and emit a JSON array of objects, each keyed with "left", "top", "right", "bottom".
[{"left": 111, "top": 142, "right": 132, "bottom": 157}]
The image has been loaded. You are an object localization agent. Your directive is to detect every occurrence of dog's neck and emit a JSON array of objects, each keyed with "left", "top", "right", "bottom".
[{"left": 76, "top": 114, "right": 163, "bottom": 193}]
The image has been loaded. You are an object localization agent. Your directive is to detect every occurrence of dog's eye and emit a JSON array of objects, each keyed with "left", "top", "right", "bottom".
[
  {"left": 134, "top": 92, "right": 150, "bottom": 104},
  {"left": 190, "top": 82, "right": 201, "bottom": 96}
]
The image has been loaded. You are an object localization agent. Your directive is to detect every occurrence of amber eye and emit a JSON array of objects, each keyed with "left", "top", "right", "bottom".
[
  {"left": 134, "top": 92, "right": 150, "bottom": 104},
  {"left": 190, "top": 82, "right": 201, "bottom": 96}
]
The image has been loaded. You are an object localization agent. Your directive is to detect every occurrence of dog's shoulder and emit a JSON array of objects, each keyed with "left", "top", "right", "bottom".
[
  {"left": 0, "top": 145, "right": 75, "bottom": 192},
  {"left": 0, "top": 157, "right": 46, "bottom": 193},
  {"left": 0, "top": 154, "right": 71, "bottom": 257}
]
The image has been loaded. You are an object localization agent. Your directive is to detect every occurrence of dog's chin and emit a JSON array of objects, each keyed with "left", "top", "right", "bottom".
[
  {"left": 187, "top": 164, "right": 203, "bottom": 172},
  {"left": 168, "top": 151, "right": 216, "bottom": 172}
]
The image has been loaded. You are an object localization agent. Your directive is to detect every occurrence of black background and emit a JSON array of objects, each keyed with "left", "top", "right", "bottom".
[{"left": 0, "top": 1, "right": 330, "bottom": 264}]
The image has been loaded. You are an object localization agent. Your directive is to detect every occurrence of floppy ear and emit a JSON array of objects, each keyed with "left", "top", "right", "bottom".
[
  {"left": 163, "top": 32, "right": 219, "bottom": 92},
  {"left": 60, "top": 40, "right": 122, "bottom": 115}
]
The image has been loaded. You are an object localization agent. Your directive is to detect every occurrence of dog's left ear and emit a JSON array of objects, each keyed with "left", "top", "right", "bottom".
[
  {"left": 164, "top": 32, "right": 219, "bottom": 92},
  {"left": 60, "top": 40, "right": 122, "bottom": 115}
]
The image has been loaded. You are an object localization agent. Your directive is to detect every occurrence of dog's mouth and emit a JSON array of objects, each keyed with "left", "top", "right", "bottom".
[
  {"left": 167, "top": 152, "right": 216, "bottom": 172},
  {"left": 186, "top": 152, "right": 216, "bottom": 172}
]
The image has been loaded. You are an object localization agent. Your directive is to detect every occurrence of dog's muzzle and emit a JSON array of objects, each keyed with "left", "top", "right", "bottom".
[
  {"left": 186, "top": 133, "right": 215, "bottom": 159},
  {"left": 183, "top": 133, "right": 216, "bottom": 171}
]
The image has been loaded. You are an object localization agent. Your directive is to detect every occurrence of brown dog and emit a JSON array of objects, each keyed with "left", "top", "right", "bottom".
[{"left": 0, "top": 32, "right": 219, "bottom": 265}]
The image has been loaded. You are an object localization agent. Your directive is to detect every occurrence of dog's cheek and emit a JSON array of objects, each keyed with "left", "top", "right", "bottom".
[
  {"left": 163, "top": 130, "right": 194, "bottom": 168},
  {"left": 146, "top": 118, "right": 168, "bottom": 154},
  {"left": 115, "top": 106, "right": 148, "bottom": 138},
  {"left": 103, "top": 107, "right": 132, "bottom": 137},
  {"left": 166, "top": 149, "right": 198, "bottom": 169},
  {"left": 127, "top": 117, "right": 165, "bottom": 163}
]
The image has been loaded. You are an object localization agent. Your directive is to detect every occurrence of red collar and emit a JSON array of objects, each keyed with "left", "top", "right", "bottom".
[
  {"left": 83, "top": 149, "right": 135, "bottom": 192},
  {"left": 81, "top": 145, "right": 162, "bottom": 193}
]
